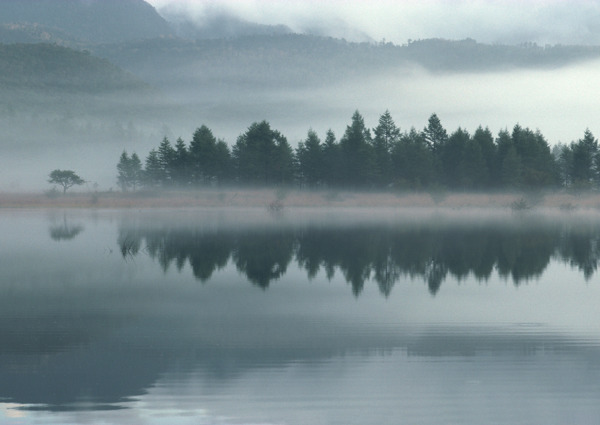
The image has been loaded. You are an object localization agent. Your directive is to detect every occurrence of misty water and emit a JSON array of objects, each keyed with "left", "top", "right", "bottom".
[{"left": 2, "top": 207, "right": 600, "bottom": 425}]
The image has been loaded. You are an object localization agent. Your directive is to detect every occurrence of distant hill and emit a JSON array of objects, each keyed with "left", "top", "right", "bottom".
[
  {"left": 0, "top": 0, "right": 173, "bottom": 44},
  {"left": 94, "top": 35, "right": 600, "bottom": 93},
  {"left": 0, "top": 43, "right": 148, "bottom": 93}
]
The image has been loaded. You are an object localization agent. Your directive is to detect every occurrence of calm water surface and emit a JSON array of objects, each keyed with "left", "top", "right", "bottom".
[{"left": 1, "top": 208, "right": 600, "bottom": 425}]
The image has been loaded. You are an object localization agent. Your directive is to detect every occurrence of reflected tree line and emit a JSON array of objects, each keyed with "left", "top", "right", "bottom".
[{"left": 117, "top": 221, "right": 600, "bottom": 296}]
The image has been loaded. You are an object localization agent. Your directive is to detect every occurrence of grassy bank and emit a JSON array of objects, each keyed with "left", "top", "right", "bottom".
[{"left": 1, "top": 188, "right": 600, "bottom": 211}]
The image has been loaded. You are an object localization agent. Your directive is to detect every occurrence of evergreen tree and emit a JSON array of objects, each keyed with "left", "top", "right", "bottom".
[
  {"left": 553, "top": 143, "right": 573, "bottom": 188},
  {"left": 144, "top": 149, "right": 163, "bottom": 188},
  {"left": 340, "top": 110, "right": 374, "bottom": 187},
  {"left": 296, "top": 129, "right": 324, "bottom": 187},
  {"left": 423, "top": 113, "right": 448, "bottom": 153},
  {"left": 441, "top": 127, "right": 469, "bottom": 188},
  {"left": 190, "top": 125, "right": 219, "bottom": 185},
  {"left": 171, "top": 138, "right": 190, "bottom": 187},
  {"left": 390, "top": 128, "right": 434, "bottom": 189},
  {"left": 117, "top": 151, "right": 131, "bottom": 191},
  {"left": 321, "top": 129, "right": 340, "bottom": 187},
  {"left": 157, "top": 137, "right": 176, "bottom": 186},
  {"left": 117, "top": 151, "right": 143, "bottom": 191},
  {"left": 213, "top": 139, "right": 232, "bottom": 185},
  {"left": 233, "top": 121, "right": 294, "bottom": 185},
  {"left": 461, "top": 136, "right": 488, "bottom": 189},
  {"left": 501, "top": 145, "right": 522, "bottom": 188},
  {"left": 511, "top": 125, "right": 557, "bottom": 187},
  {"left": 472, "top": 126, "right": 496, "bottom": 187},
  {"left": 422, "top": 113, "right": 448, "bottom": 184},
  {"left": 372, "top": 110, "right": 400, "bottom": 187},
  {"left": 571, "top": 129, "right": 599, "bottom": 188},
  {"left": 129, "top": 153, "right": 142, "bottom": 191}
]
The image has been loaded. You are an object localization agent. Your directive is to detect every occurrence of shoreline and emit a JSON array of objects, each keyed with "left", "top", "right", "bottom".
[{"left": 1, "top": 188, "right": 600, "bottom": 211}]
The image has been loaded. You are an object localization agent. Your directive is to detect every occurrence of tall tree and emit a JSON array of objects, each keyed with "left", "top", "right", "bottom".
[
  {"left": 117, "top": 151, "right": 142, "bottom": 191},
  {"left": 340, "top": 110, "right": 374, "bottom": 187},
  {"left": 372, "top": 110, "right": 400, "bottom": 187},
  {"left": 472, "top": 126, "right": 496, "bottom": 187},
  {"left": 171, "top": 138, "right": 190, "bottom": 187},
  {"left": 390, "top": 128, "right": 434, "bottom": 189},
  {"left": 571, "top": 129, "right": 599, "bottom": 188},
  {"left": 553, "top": 143, "right": 573, "bottom": 188},
  {"left": 233, "top": 121, "right": 294, "bottom": 185},
  {"left": 441, "top": 127, "right": 470, "bottom": 188},
  {"left": 461, "top": 136, "right": 488, "bottom": 189},
  {"left": 422, "top": 113, "right": 448, "bottom": 184},
  {"left": 296, "top": 129, "right": 324, "bottom": 187},
  {"left": 213, "top": 139, "right": 232, "bottom": 185},
  {"left": 157, "top": 137, "right": 176, "bottom": 186},
  {"left": 423, "top": 113, "right": 448, "bottom": 153},
  {"left": 189, "top": 125, "right": 219, "bottom": 185},
  {"left": 321, "top": 129, "right": 340, "bottom": 187},
  {"left": 511, "top": 125, "right": 557, "bottom": 187},
  {"left": 143, "top": 149, "right": 163, "bottom": 188}
]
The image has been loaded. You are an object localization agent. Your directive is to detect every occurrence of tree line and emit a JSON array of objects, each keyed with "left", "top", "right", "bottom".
[{"left": 116, "top": 110, "right": 600, "bottom": 191}]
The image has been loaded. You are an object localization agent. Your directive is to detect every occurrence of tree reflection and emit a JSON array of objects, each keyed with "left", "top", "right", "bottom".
[
  {"left": 49, "top": 215, "right": 84, "bottom": 241},
  {"left": 117, "top": 217, "right": 600, "bottom": 296}
]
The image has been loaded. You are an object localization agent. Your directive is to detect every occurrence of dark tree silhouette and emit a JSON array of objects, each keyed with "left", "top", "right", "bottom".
[{"left": 48, "top": 169, "right": 85, "bottom": 193}]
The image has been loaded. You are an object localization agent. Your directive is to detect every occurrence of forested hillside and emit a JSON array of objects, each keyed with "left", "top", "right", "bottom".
[
  {"left": 0, "top": 0, "right": 172, "bottom": 44},
  {"left": 0, "top": 43, "right": 148, "bottom": 93},
  {"left": 95, "top": 35, "right": 600, "bottom": 91}
]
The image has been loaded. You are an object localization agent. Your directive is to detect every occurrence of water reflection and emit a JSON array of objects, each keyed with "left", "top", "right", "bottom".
[
  {"left": 117, "top": 214, "right": 600, "bottom": 295},
  {"left": 2, "top": 210, "right": 600, "bottom": 423},
  {"left": 48, "top": 214, "right": 84, "bottom": 241}
]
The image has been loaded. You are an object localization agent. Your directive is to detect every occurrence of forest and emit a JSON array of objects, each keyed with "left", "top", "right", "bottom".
[{"left": 116, "top": 110, "right": 598, "bottom": 192}]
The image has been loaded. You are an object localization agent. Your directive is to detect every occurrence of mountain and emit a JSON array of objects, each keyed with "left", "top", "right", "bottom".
[
  {"left": 0, "top": 0, "right": 173, "bottom": 45},
  {"left": 0, "top": 43, "right": 148, "bottom": 93}
]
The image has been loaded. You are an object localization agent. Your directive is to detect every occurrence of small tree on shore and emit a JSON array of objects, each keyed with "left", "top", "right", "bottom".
[{"left": 48, "top": 169, "right": 85, "bottom": 194}]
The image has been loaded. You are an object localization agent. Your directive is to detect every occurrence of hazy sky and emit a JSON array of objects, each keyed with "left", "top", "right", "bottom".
[{"left": 146, "top": 0, "right": 600, "bottom": 45}]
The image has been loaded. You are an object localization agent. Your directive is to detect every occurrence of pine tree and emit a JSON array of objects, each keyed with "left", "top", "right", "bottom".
[
  {"left": 296, "top": 129, "right": 324, "bottom": 187},
  {"left": 190, "top": 125, "right": 218, "bottom": 185},
  {"left": 171, "top": 138, "right": 190, "bottom": 187},
  {"left": 372, "top": 110, "right": 400, "bottom": 187},
  {"left": 144, "top": 149, "right": 163, "bottom": 188},
  {"left": 117, "top": 151, "right": 142, "bottom": 191},
  {"left": 340, "top": 110, "right": 374, "bottom": 187},
  {"left": 571, "top": 129, "right": 599, "bottom": 188},
  {"left": 321, "top": 129, "right": 340, "bottom": 187},
  {"left": 157, "top": 137, "right": 176, "bottom": 186},
  {"left": 233, "top": 121, "right": 294, "bottom": 185}
]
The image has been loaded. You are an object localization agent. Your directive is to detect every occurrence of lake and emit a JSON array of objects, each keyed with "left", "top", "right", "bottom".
[{"left": 1, "top": 207, "right": 600, "bottom": 425}]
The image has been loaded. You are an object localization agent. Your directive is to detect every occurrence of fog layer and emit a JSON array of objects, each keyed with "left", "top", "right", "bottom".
[
  {"left": 3, "top": 56, "right": 600, "bottom": 191},
  {"left": 149, "top": 0, "right": 600, "bottom": 45}
]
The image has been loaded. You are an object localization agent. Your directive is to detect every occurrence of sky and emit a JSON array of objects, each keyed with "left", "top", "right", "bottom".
[{"left": 146, "top": 0, "right": 600, "bottom": 45}]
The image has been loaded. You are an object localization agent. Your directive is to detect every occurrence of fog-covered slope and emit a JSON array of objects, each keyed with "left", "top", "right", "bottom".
[
  {"left": 0, "top": 0, "right": 173, "bottom": 44},
  {"left": 0, "top": 43, "right": 148, "bottom": 93}
]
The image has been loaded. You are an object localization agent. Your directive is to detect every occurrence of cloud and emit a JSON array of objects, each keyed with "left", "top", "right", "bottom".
[{"left": 147, "top": 0, "right": 600, "bottom": 45}]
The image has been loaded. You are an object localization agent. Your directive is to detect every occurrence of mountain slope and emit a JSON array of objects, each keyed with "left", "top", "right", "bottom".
[
  {"left": 0, "top": 0, "right": 173, "bottom": 44},
  {"left": 0, "top": 43, "right": 148, "bottom": 93}
]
